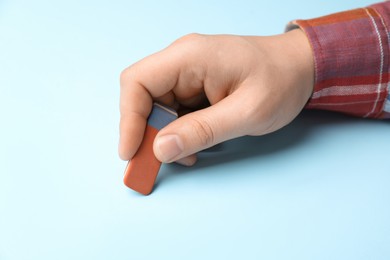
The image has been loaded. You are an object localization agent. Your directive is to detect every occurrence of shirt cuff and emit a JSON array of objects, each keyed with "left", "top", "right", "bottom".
[{"left": 286, "top": 2, "right": 390, "bottom": 119}]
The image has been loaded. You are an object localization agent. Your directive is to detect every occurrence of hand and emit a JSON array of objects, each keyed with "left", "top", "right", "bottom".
[{"left": 119, "top": 29, "right": 314, "bottom": 166}]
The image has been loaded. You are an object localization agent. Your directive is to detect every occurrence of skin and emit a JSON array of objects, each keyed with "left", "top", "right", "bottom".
[{"left": 119, "top": 29, "right": 314, "bottom": 166}]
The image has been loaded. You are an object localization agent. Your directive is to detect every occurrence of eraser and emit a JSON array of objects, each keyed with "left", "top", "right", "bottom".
[{"left": 123, "top": 103, "right": 178, "bottom": 195}]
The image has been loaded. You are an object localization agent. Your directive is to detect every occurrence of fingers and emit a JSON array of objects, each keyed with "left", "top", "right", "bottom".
[
  {"left": 119, "top": 34, "right": 206, "bottom": 161},
  {"left": 153, "top": 91, "right": 251, "bottom": 163},
  {"left": 119, "top": 53, "right": 181, "bottom": 160},
  {"left": 118, "top": 82, "right": 152, "bottom": 160},
  {"left": 175, "top": 154, "right": 197, "bottom": 166}
]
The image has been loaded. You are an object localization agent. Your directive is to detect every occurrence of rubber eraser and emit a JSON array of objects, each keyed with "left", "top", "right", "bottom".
[{"left": 123, "top": 103, "right": 178, "bottom": 195}]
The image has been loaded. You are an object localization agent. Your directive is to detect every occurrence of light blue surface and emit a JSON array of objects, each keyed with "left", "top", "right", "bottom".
[{"left": 1, "top": 1, "right": 389, "bottom": 259}]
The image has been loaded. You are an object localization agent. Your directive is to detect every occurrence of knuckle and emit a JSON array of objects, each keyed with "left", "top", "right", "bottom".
[
  {"left": 169, "top": 33, "right": 207, "bottom": 64},
  {"left": 120, "top": 67, "right": 130, "bottom": 86},
  {"left": 120, "top": 65, "right": 137, "bottom": 88},
  {"left": 191, "top": 117, "right": 215, "bottom": 148},
  {"left": 181, "top": 32, "right": 203, "bottom": 41},
  {"left": 173, "top": 33, "right": 204, "bottom": 46}
]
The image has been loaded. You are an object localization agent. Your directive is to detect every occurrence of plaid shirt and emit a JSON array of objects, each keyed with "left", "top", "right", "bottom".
[{"left": 287, "top": 1, "right": 390, "bottom": 119}]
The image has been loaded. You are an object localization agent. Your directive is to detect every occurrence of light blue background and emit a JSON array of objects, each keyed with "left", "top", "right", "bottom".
[{"left": 1, "top": 0, "right": 389, "bottom": 259}]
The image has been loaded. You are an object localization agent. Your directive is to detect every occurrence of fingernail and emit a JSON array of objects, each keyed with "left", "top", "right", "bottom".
[{"left": 155, "top": 135, "right": 183, "bottom": 162}]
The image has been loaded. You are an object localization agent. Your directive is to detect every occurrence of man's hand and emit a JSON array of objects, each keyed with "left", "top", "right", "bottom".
[{"left": 119, "top": 29, "right": 314, "bottom": 166}]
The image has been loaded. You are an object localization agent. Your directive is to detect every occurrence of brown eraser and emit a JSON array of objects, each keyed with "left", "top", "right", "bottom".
[
  {"left": 123, "top": 103, "right": 177, "bottom": 195},
  {"left": 123, "top": 125, "right": 160, "bottom": 195}
]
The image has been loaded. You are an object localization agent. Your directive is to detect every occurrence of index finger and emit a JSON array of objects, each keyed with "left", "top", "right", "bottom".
[{"left": 118, "top": 43, "right": 185, "bottom": 160}]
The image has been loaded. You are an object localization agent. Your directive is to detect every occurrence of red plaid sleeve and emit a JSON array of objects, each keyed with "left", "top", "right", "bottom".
[{"left": 287, "top": 1, "right": 390, "bottom": 118}]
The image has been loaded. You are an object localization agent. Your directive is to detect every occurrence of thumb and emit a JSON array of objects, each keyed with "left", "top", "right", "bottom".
[{"left": 153, "top": 94, "right": 249, "bottom": 163}]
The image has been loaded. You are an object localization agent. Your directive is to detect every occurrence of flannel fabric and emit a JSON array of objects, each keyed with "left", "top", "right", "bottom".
[{"left": 287, "top": 1, "right": 390, "bottom": 118}]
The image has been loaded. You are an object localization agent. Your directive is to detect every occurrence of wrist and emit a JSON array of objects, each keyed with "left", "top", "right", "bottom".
[{"left": 283, "top": 29, "right": 315, "bottom": 102}]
